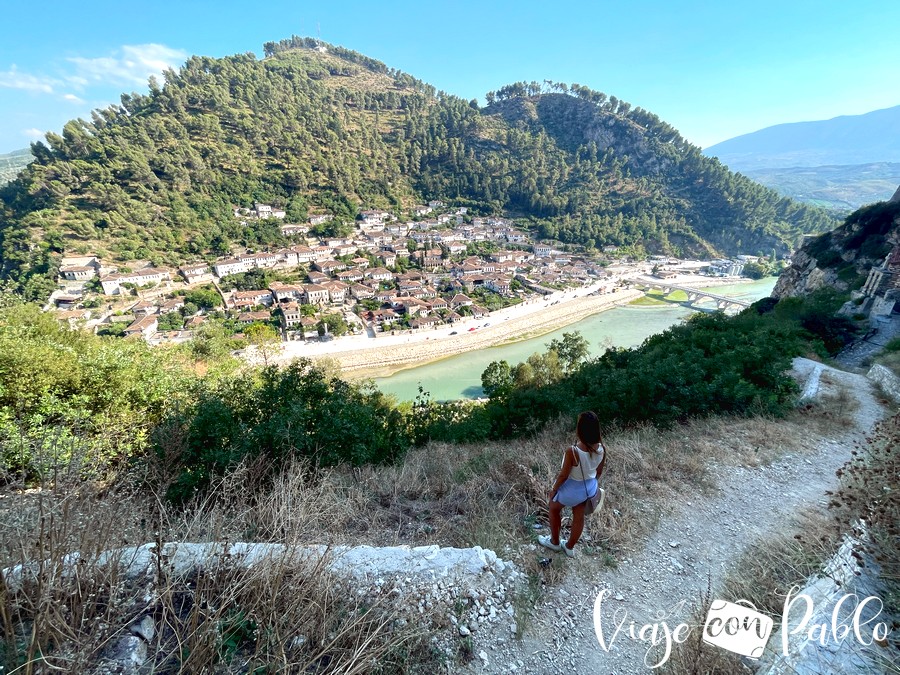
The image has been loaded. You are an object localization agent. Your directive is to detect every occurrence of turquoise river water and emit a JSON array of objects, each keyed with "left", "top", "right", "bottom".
[{"left": 374, "top": 278, "right": 778, "bottom": 402}]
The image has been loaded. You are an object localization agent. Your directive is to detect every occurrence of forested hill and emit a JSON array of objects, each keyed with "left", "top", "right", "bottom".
[
  {"left": 0, "top": 36, "right": 835, "bottom": 300},
  {"left": 0, "top": 148, "right": 32, "bottom": 186}
]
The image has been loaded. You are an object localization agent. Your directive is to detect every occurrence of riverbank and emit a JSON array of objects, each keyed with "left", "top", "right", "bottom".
[
  {"left": 340, "top": 289, "right": 642, "bottom": 377},
  {"left": 261, "top": 283, "right": 638, "bottom": 376},
  {"left": 253, "top": 275, "right": 762, "bottom": 377}
]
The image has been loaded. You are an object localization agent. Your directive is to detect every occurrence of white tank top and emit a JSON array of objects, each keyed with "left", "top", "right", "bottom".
[{"left": 566, "top": 444, "right": 604, "bottom": 482}]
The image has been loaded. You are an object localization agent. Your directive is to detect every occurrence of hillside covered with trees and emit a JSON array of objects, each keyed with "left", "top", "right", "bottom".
[{"left": 0, "top": 36, "right": 836, "bottom": 300}]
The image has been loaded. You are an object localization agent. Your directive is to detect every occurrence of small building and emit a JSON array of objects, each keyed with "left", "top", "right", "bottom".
[
  {"left": 123, "top": 315, "right": 159, "bottom": 340},
  {"left": 321, "top": 280, "right": 349, "bottom": 304},
  {"left": 179, "top": 263, "right": 213, "bottom": 284},
  {"left": 378, "top": 252, "right": 397, "bottom": 267},
  {"left": 238, "top": 310, "right": 272, "bottom": 325},
  {"left": 410, "top": 315, "right": 441, "bottom": 330},
  {"left": 281, "top": 223, "right": 310, "bottom": 237},
  {"left": 269, "top": 282, "right": 305, "bottom": 303},
  {"left": 59, "top": 265, "right": 96, "bottom": 281},
  {"left": 100, "top": 269, "right": 171, "bottom": 296},
  {"left": 350, "top": 283, "right": 375, "bottom": 301},
  {"left": 214, "top": 258, "right": 250, "bottom": 279},
  {"left": 303, "top": 283, "right": 330, "bottom": 306},
  {"left": 232, "top": 290, "right": 274, "bottom": 308},
  {"left": 335, "top": 269, "right": 364, "bottom": 283},
  {"left": 313, "top": 259, "right": 347, "bottom": 275}
]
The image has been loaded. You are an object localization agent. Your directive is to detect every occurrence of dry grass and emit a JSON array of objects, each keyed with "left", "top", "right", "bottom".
[
  {"left": 660, "top": 580, "right": 751, "bottom": 675},
  {"left": 0, "top": 393, "right": 861, "bottom": 671},
  {"left": 0, "top": 463, "right": 440, "bottom": 673},
  {"left": 718, "top": 508, "right": 843, "bottom": 622}
]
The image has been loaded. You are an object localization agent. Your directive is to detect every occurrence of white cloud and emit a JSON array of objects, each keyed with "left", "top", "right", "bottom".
[
  {"left": 22, "top": 128, "right": 45, "bottom": 139},
  {"left": 62, "top": 93, "right": 84, "bottom": 104},
  {"left": 0, "top": 66, "right": 57, "bottom": 93},
  {"left": 67, "top": 44, "right": 188, "bottom": 88}
]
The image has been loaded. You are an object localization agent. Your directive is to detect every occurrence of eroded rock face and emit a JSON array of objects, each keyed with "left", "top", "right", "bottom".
[
  {"left": 773, "top": 249, "right": 843, "bottom": 298},
  {"left": 890, "top": 184, "right": 900, "bottom": 203}
]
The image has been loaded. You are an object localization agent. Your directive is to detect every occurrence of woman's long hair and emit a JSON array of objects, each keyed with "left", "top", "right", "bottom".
[{"left": 576, "top": 411, "right": 602, "bottom": 452}]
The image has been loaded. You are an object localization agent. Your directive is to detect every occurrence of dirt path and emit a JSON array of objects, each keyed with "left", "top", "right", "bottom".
[{"left": 470, "top": 360, "right": 886, "bottom": 674}]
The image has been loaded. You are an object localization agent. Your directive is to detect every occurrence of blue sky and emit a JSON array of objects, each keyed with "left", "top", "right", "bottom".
[{"left": 1, "top": 1, "right": 898, "bottom": 153}]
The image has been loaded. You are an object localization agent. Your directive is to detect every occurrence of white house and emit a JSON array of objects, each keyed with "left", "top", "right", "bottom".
[
  {"left": 59, "top": 265, "right": 96, "bottom": 281},
  {"left": 303, "top": 283, "right": 330, "bottom": 306},
  {"left": 100, "top": 269, "right": 171, "bottom": 296},
  {"left": 179, "top": 263, "right": 212, "bottom": 284},
  {"left": 214, "top": 258, "right": 250, "bottom": 278}
]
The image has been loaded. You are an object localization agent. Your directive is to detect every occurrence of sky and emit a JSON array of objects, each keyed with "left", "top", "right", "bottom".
[{"left": 1, "top": 0, "right": 899, "bottom": 154}]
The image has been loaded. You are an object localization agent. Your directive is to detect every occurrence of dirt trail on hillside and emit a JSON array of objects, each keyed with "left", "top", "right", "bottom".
[{"left": 469, "top": 360, "right": 887, "bottom": 674}]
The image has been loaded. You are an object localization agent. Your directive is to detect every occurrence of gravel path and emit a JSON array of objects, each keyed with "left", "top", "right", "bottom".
[{"left": 468, "top": 360, "right": 886, "bottom": 674}]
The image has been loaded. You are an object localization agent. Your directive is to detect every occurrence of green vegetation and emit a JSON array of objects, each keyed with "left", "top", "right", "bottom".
[
  {"left": 0, "top": 303, "right": 196, "bottom": 480},
  {"left": 184, "top": 286, "right": 222, "bottom": 309},
  {"left": 417, "top": 289, "right": 859, "bottom": 443},
  {"left": 163, "top": 359, "right": 408, "bottom": 502},
  {"left": 0, "top": 279, "right": 860, "bottom": 509},
  {"left": 742, "top": 258, "right": 782, "bottom": 279},
  {"left": 0, "top": 39, "right": 835, "bottom": 301},
  {"left": 628, "top": 288, "right": 689, "bottom": 306},
  {"left": 805, "top": 200, "right": 900, "bottom": 271}
]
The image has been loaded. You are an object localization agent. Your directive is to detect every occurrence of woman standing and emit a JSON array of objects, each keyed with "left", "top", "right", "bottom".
[{"left": 539, "top": 411, "right": 606, "bottom": 558}]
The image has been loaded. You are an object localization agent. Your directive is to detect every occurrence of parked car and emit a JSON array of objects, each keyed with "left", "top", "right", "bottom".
[{"left": 449, "top": 331, "right": 458, "bottom": 335}]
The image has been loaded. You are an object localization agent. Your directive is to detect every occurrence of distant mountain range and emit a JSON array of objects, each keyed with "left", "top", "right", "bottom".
[
  {"left": 742, "top": 162, "right": 900, "bottom": 212},
  {"left": 704, "top": 105, "right": 900, "bottom": 170},
  {"left": 704, "top": 105, "right": 900, "bottom": 212},
  {"left": 0, "top": 148, "right": 32, "bottom": 185}
]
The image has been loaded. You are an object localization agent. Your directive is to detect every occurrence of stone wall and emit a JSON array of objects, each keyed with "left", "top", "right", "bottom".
[{"left": 867, "top": 363, "right": 900, "bottom": 403}]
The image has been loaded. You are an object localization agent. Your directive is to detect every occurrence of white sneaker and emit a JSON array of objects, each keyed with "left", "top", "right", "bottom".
[
  {"left": 538, "top": 535, "right": 562, "bottom": 552},
  {"left": 561, "top": 543, "right": 576, "bottom": 558}
]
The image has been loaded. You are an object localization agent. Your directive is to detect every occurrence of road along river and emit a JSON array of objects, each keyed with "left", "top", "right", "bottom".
[{"left": 373, "top": 278, "right": 777, "bottom": 402}]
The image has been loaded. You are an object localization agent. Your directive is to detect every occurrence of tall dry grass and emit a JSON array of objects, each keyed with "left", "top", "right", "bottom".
[
  {"left": 0, "top": 393, "right": 859, "bottom": 672},
  {"left": 0, "top": 449, "right": 439, "bottom": 673}
]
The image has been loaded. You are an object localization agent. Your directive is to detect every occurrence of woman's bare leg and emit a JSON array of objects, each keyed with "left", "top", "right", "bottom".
[
  {"left": 567, "top": 503, "right": 586, "bottom": 549},
  {"left": 549, "top": 499, "right": 563, "bottom": 545}
]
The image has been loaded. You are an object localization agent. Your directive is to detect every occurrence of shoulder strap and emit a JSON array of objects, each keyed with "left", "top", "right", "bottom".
[{"left": 570, "top": 444, "right": 580, "bottom": 467}]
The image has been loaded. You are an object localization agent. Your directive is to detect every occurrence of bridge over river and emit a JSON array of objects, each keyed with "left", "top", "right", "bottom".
[{"left": 630, "top": 280, "right": 751, "bottom": 311}]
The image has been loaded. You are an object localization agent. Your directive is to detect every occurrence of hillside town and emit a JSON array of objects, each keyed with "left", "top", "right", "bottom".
[{"left": 48, "top": 202, "right": 762, "bottom": 346}]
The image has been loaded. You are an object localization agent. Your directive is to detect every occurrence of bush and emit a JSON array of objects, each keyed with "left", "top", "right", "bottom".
[
  {"left": 0, "top": 303, "right": 195, "bottom": 480},
  {"left": 161, "top": 359, "right": 410, "bottom": 502}
]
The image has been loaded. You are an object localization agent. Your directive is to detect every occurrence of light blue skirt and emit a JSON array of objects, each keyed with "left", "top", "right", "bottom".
[{"left": 553, "top": 478, "right": 598, "bottom": 507}]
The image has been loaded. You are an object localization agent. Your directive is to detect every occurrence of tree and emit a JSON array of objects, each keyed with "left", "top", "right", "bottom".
[
  {"left": 317, "top": 313, "right": 349, "bottom": 337},
  {"left": 548, "top": 331, "right": 590, "bottom": 373},
  {"left": 245, "top": 323, "right": 282, "bottom": 366},
  {"left": 185, "top": 287, "right": 222, "bottom": 309},
  {"left": 481, "top": 360, "right": 513, "bottom": 399}
]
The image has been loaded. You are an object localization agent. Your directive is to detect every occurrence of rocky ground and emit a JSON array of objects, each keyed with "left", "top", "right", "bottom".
[
  {"left": 462, "top": 360, "right": 891, "bottom": 674},
  {"left": 836, "top": 313, "right": 900, "bottom": 371}
]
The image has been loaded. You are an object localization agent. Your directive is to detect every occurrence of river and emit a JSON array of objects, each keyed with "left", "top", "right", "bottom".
[{"left": 373, "top": 278, "right": 778, "bottom": 402}]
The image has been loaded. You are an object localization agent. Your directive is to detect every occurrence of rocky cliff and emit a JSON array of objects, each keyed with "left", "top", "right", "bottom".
[{"left": 773, "top": 188, "right": 900, "bottom": 298}]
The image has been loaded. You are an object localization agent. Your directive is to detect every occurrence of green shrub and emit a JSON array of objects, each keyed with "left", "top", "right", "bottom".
[
  {"left": 0, "top": 303, "right": 195, "bottom": 480},
  {"left": 162, "top": 359, "right": 410, "bottom": 502}
]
